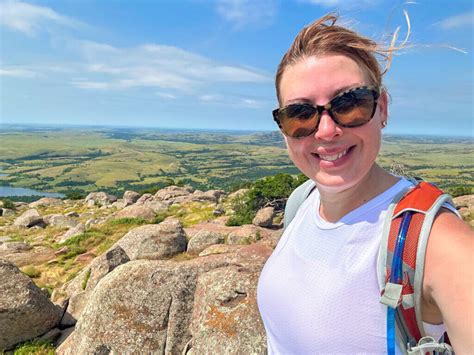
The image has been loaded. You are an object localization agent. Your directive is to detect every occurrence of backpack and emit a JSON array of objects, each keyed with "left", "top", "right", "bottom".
[{"left": 283, "top": 178, "right": 458, "bottom": 354}]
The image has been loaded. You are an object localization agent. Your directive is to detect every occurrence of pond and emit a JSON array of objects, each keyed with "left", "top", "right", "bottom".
[{"left": 0, "top": 186, "right": 64, "bottom": 198}]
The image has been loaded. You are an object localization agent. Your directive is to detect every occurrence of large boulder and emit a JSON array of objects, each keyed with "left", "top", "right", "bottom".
[
  {"left": 85, "top": 192, "right": 117, "bottom": 207},
  {"left": 0, "top": 260, "right": 62, "bottom": 351},
  {"left": 252, "top": 207, "right": 275, "bottom": 227},
  {"left": 56, "top": 257, "right": 230, "bottom": 354},
  {"left": 54, "top": 247, "right": 130, "bottom": 325},
  {"left": 190, "top": 190, "right": 225, "bottom": 203},
  {"left": 154, "top": 185, "right": 193, "bottom": 202},
  {"left": 123, "top": 191, "right": 141, "bottom": 206},
  {"left": 114, "top": 205, "right": 156, "bottom": 221},
  {"left": 135, "top": 193, "right": 153, "bottom": 205},
  {"left": 113, "top": 219, "right": 187, "bottom": 260},
  {"left": 187, "top": 265, "right": 266, "bottom": 354},
  {"left": 43, "top": 214, "right": 78, "bottom": 228},
  {"left": 13, "top": 209, "right": 44, "bottom": 228},
  {"left": 187, "top": 230, "right": 225, "bottom": 255},
  {"left": 0, "top": 241, "right": 32, "bottom": 253},
  {"left": 29, "top": 198, "right": 64, "bottom": 208}
]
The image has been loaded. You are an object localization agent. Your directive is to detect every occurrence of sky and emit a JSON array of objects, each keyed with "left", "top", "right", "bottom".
[{"left": 0, "top": 0, "right": 473, "bottom": 136}]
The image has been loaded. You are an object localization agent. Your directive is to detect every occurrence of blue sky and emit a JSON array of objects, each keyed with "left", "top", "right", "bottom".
[{"left": 0, "top": 0, "right": 472, "bottom": 136}]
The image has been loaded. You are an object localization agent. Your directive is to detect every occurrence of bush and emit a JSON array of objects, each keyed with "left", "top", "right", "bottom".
[
  {"left": 1, "top": 198, "right": 16, "bottom": 210},
  {"left": 447, "top": 186, "right": 472, "bottom": 198},
  {"left": 14, "top": 340, "right": 55, "bottom": 355},
  {"left": 109, "top": 217, "right": 147, "bottom": 226},
  {"left": 21, "top": 265, "right": 41, "bottom": 278},
  {"left": 226, "top": 173, "right": 308, "bottom": 226},
  {"left": 64, "top": 190, "right": 86, "bottom": 200}
]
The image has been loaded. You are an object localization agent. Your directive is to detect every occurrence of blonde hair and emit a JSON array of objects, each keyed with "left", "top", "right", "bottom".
[{"left": 275, "top": 13, "right": 408, "bottom": 104}]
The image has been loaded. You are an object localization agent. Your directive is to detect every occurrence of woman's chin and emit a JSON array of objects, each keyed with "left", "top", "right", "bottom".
[{"left": 314, "top": 177, "right": 360, "bottom": 194}]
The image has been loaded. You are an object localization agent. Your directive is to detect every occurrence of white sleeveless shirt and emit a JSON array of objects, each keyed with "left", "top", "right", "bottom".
[{"left": 257, "top": 178, "right": 446, "bottom": 354}]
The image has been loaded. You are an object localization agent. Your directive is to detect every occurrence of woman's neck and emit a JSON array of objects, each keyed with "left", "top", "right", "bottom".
[{"left": 317, "top": 165, "right": 399, "bottom": 223}]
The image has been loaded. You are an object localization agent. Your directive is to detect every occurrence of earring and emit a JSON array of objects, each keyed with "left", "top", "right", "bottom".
[{"left": 381, "top": 121, "right": 387, "bottom": 128}]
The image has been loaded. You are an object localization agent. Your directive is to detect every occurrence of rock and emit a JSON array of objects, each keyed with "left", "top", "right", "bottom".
[
  {"left": 0, "top": 260, "right": 62, "bottom": 350},
  {"left": 191, "top": 190, "right": 225, "bottom": 203},
  {"left": 453, "top": 194, "right": 474, "bottom": 209},
  {"left": 123, "top": 190, "right": 141, "bottom": 206},
  {"left": 187, "top": 230, "right": 225, "bottom": 255},
  {"left": 0, "top": 208, "right": 15, "bottom": 217},
  {"left": 13, "top": 209, "right": 44, "bottom": 228},
  {"left": 56, "top": 257, "right": 230, "bottom": 355},
  {"left": 188, "top": 265, "right": 266, "bottom": 354},
  {"left": 44, "top": 214, "right": 78, "bottom": 228},
  {"left": 213, "top": 205, "right": 225, "bottom": 216},
  {"left": 135, "top": 193, "right": 153, "bottom": 205},
  {"left": 39, "top": 327, "right": 62, "bottom": 344},
  {"left": 74, "top": 252, "right": 96, "bottom": 265},
  {"left": 29, "top": 198, "right": 64, "bottom": 208},
  {"left": 142, "top": 200, "right": 168, "bottom": 213},
  {"left": 252, "top": 207, "right": 275, "bottom": 227},
  {"left": 114, "top": 205, "right": 156, "bottom": 221},
  {"left": 85, "top": 192, "right": 117, "bottom": 207},
  {"left": 58, "top": 247, "right": 130, "bottom": 323},
  {"left": 111, "top": 200, "right": 127, "bottom": 209},
  {"left": 65, "top": 211, "right": 79, "bottom": 218},
  {"left": 55, "top": 327, "right": 75, "bottom": 348},
  {"left": 58, "top": 223, "right": 86, "bottom": 244},
  {"left": 55, "top": 246, "right": 70, "bottom": 256},
  {"left": 85, "top": 217, "right": 107, "bottom": 229},
  {"left": 199, "top": 244, "right": 235, "bottom": 257},
  {"left": 113, "top": 219, "right": 187, "bottom": 260},
  {"left": 227, "top": 188, "right": 248, "bottom": 201},
  {"left": 0, "top": 241, "right": 32, "bottom": 253},
  {"left": 154, "top": 185, "right": 193, "bottom": 202},
  {"left": 226, "top": 225, "right": 262, "bottom": 245}
]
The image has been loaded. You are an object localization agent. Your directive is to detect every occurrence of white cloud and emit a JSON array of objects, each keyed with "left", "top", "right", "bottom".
[
  {"left": 216, "top": 0, "right": 277, "bottom": 29},
  {"left": 0, "top": 67, "right": 37, "bottom": 78},
  {"left": 156, "top": 92, "right": 177, "bottom": 100},
  {"left": 0, "top": 0, "right": 86, "bottom": 36},
  {"left": 438, "top": 11, "right": 474, "bottom": 29},
  {"left": 71, "top": 40, "right": 271, "bottom": 91},
  {"left": 199, "top": 93, "right": 265, "bottom": 108}
]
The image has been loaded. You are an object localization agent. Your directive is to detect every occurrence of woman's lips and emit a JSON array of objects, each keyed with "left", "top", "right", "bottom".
[{"left": 311, "top": 145, "right": 355, "bottom": 165}]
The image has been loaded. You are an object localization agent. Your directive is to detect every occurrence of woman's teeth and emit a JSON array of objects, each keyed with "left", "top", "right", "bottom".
[{"left": 318, "top": 149, "right": 348, "bottom": 162}]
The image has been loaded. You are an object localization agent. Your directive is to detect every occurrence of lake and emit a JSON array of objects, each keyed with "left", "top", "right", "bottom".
[{"left": 0, "top": 186, "right": 64, "bottom": 198}]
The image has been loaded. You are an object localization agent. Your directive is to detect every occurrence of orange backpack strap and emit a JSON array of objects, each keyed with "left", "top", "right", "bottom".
[{"left": 378, "top": 180, "right": 458, "bottom": 354}]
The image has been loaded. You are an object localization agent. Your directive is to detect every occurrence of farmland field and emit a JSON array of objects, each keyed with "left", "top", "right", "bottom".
[{"left": 0, "top": 125, "right": 472, "bottom": 197}]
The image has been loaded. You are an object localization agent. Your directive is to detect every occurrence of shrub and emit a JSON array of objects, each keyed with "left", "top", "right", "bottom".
[
  {"left": 64, "top": 190, "right": 85, "bottom": 200},
  {"left": 109, "top": 217, "right": 147, "bottom": 226},
  {"left": 14, "top": 340, "right": 55, "bottom": 355},
  {"left": 447, "top": 186, "right": 472, "bottom": 198},
  {"left": 21, "top": 265, "right": 41, "bottom": 278},
  {"left": 1, "top": 198, "right": 16, "bottom": 210}
]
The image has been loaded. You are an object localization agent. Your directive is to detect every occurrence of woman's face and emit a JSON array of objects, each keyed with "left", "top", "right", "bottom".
[{"left": 279, "top": 54, "right": 387, "bottom": 193}]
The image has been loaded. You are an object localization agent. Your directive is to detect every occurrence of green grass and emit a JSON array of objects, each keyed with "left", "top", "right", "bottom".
[
  {"left": 13, "top": 340, "right": 55, "bottom": 355},
  {"left": 21, "top": 265, "right": 41, "bottom": 278},
  {"left": 81, "top": 268, "right": 91, "bottom": 290},
  {"left": 109, "top": 217, "right": 147, "bottom": 226}
]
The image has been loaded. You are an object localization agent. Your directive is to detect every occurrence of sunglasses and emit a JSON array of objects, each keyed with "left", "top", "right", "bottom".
[{"left": 273, "top": 86, "right": 380, "bottom": 138}]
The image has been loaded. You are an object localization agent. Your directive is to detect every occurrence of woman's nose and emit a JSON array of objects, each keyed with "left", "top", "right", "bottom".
[{"left": 314, "top": 111, "right": 342, "bottom": 141}]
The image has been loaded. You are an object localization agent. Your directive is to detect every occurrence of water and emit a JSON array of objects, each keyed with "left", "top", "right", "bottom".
[
  {"left": 0, "top": 174, "right": 7, "bottom": 177},
  {"left": 0, "top": 186, "right": 64, "bottom": 198}
]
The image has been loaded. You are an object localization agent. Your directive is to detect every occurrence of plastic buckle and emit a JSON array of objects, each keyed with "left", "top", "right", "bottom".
[{"left": 407, "top": 336, "right": 454, "bottom": 355}]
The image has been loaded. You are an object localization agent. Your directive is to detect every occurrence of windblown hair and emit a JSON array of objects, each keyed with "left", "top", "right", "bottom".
[{"left": 275, "top": 13, "right": 406, "bottom": 104}]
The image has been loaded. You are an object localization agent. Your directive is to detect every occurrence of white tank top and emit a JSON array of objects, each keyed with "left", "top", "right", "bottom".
[{"left": 257, "top": 178, "right": 446, "bottom": 354}]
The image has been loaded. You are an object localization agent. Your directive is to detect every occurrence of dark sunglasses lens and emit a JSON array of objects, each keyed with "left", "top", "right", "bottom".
[
  {"left": 278, "top": 104, "right": 319, "bottom": 137},
  {"left": 332, "top": 89, "right": 376, "bottom": 127}
]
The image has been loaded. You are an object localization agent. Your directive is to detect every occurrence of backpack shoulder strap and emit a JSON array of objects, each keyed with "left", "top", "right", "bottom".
[
  {"left": 379, "top": 181, "right": 456, "bottom": 353},
  {"left": 283, "top": 179, "right": 316, "bottom": 230}
]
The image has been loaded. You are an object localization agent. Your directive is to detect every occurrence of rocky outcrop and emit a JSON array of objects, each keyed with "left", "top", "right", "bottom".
[
  {"left": 187, "top": 230, "right": 225, "bottom": 255},
  {"left": 114, "top": 205, "right": 156, "bottom": 221},
  {"left": 253, "top": 207, "right": 275, "bottom": 227},
  {"left": 57, "top": 243, "right": 273, "bottom": 355},
  {"left": 0, "top": 260, "right": 62, "bottom": 351},
  {"left": 0, "top": 241, "right": 32, "bottom": 253},
  {"left": 43, "top": 214, "right": 78, "bottom": 228},
  {"left": 188, "top": 265, "right": 266, "bottom": 354},
  {"left": 113, "top": 219, "right": 187, "bottom": 260},
  {"left": 453, "top": 194, "right": 474, "bottom": 221},
  {"left": 85, "top": 192, "right": 117, "bottom": 207},
  {"left": 29, "top": 198, "right": 64, "bottom": 208},
  {"left": 123, "top": 191, "right": 141, "bottom": 206},
  {"left": 13, "top": 209, "right": 44, "bottom": 228}
]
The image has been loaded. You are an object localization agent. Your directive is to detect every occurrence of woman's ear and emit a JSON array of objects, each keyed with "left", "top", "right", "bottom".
[{"left": 379, "top": 89, "right": 389, "bottom": 127}]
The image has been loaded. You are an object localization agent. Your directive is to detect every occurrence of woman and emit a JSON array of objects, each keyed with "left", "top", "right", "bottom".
[{"left": 257, "top": 14, "right": 473, "bottom": 354}]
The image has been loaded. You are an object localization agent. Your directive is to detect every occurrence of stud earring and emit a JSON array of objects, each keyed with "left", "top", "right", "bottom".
[{"left": 381, "top": 121, "right": 387, "bottom": 128}]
